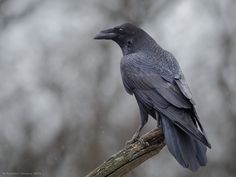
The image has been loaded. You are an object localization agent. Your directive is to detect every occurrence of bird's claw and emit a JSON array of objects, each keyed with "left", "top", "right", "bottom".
[{"left": 137, "top": 137, "right": 149, "bottom": 147}]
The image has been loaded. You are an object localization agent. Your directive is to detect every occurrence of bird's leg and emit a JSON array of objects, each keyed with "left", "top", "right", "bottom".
[
  {"left": 126, "top": 125, "right": 143, "bottom": 146},
  {"left": 156, "top": 112, "right": 163, "bottom": 135},
  {"left": 126, "top": 98, "right": 148, "bottom": 147},
  {"left": 156, "top": 112, "right": 161, "bottom": 128},
  {"left": 126, "top": 103, "right": 148, "bottom": 147}
]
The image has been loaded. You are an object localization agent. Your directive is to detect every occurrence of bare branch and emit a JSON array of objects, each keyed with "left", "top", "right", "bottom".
[{"left": 85, "top": 128, "right": 165, "bottom": 177}]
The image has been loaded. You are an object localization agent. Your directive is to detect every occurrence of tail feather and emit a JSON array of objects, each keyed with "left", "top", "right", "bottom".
[
  {"left": 195, "top": 141, "right": 207, "bottom": 166},
  {"left": 158, "top": 105, "right": 211, "bottom": 148},
  {"left": 160, "top": 113, "right": 207, "bottom": 171}
]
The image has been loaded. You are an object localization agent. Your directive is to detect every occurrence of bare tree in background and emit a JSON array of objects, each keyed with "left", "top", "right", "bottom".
[{"left": 0, "top": 0, "right": 236, "bottom": 177}]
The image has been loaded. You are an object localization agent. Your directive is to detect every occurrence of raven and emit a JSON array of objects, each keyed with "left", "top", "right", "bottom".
[{"left": 94, "top": 23, "right": 211, "bottom": 171}]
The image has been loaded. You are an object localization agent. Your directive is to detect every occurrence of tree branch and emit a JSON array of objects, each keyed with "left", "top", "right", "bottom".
[{"left": 85, "top": 128, "right": 165, "bottom": 177}]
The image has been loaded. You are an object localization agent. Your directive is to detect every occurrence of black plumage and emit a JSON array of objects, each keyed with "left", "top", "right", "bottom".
[{"left": 94, "top": 23, "right": 211, "bottom": 171}]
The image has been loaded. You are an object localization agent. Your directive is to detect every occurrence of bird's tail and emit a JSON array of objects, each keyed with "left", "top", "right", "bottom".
[{"left": 160, "top": 113, "right": 207, "bottom": 171}]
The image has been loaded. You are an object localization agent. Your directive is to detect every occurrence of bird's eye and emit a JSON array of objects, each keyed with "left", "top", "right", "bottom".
[
  {"left": 127, "top": 40, "right": 132, "bottom": 47},
  {"left": 118, "top": 28, "right": 124, "bottom": 32}
]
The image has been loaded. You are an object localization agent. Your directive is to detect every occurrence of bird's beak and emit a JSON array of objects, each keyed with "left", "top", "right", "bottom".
[{"left": 94, "top": 28, "right": 117, "bottom": 40}]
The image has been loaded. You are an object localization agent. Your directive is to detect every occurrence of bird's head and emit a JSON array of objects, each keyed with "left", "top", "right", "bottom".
[{"left": 94, "top": 23, "right": 156, "bottom": 55}]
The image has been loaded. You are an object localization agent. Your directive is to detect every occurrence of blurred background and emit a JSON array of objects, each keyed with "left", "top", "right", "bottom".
[{"left": 0, "top": 0, "right": 236, "bottom": 176}]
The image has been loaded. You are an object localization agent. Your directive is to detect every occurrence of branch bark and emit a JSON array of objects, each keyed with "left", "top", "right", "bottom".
[{"left": 85, "top": 128, "right": 165, "bottom": 177}]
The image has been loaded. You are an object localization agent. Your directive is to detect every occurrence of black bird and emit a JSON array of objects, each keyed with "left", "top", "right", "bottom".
[{"left": 94, "top": 23, "right": 211, "bottom": 171}]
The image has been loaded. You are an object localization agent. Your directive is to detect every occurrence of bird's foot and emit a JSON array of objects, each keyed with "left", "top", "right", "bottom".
[
  {"left": 125, "top": 137, "right": 138, "bottom": 147},
  {"left": 137, "top": 137, "right": 149, "bottom": 147},
  {"left": 125, "top": 131, "right": 140, "bottom": 147},
  {"left": 125, "top": 136, "right": 149, "bottom": 148}
]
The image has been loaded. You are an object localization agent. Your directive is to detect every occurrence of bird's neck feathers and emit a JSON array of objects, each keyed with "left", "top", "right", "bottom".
[
  {"left": 121, "top": 33, "right": 162, "bottom": 57},
  {"left": 142, "top": 34, "right": 162, "bottom": 53}
]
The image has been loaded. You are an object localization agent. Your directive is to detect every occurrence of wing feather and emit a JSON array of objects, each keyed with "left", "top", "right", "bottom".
[{"left": 121, "top": 53, "right": 192, "bottom": 109}]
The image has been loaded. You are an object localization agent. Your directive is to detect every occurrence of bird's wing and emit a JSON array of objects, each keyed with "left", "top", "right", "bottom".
[
  {"left": 121, "top": 53, "right": 192, "bottom": 109},
  {"left": 160, "top": 54, "right": 211, "bottom": 147},
  {"left": 174, "top": 74, "right": 195, "bottom": 105},
  {"left": 157, "top": 51, "right": 197, "bottom": 105}
]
